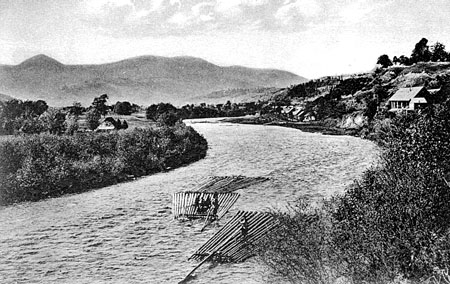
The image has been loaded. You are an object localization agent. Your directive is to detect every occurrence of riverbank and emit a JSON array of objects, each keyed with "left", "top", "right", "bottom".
[
  {"left": 222, "top": 116, "right": 357, "bottom": 136},
  {"left": 0, "top": 122, "right": 208, "bottom": 205},
  {"left": 0, "top": 118, "right": 377, "bottom": 284}
]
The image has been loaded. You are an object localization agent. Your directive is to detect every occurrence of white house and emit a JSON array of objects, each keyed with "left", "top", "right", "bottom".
[{"left": 388, "top": 86, "right": 430, "bottom": 112}]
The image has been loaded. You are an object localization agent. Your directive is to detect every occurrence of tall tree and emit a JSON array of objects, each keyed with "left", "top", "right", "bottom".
[
  {"left": 40, "top": 108, "right": 66, "bottom": 135},
  {"left": 114, "top": 101, "right": 132, "bottom": 115},
  {"left": 69, "top": 102, "right": 84, "bottom": 116},
  {"left": 431, "top": 42, "right": 448, "bottom": 62},
  {"left": 376, "top": 54, "right": 393, "bottom": 68},
  {"left": 92, "top": 94, "right": 109, "bottom": 116},
  {"left": 398, "top": 55, "right": 411, "bottom": 66},
  {"left": 411, "top": 38, "right": 431, "bottom": 63},
  {"left": 86, "top": 108, "right": 101, "bottom": 130}
]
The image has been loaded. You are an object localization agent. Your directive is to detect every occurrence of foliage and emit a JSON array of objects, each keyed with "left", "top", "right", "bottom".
[
  {"left": 411, "top": 38, "right": 432, "bottom": 63},
  {"left": 431, "top": 42, "right": 450, "bottom": 62},
  {"left": 390, "top": 38, "right": 450, "bottom": 67},
  {"left": 287, "top": 77, "right": 343, "bottom": 99},
  {"left": 146, "top": 103, "right": 178, "bottom": 120},
  {"left": 114, "top": 101, "right": 133, "bottom": 115},
  {"left": 0, "top": 122, "right": 207, "bottom": 205},
  {"left": 378, "top": 54, "right": 394, "bottom": 68},
  {"left": 397, "top": 55, "right": 412, "bottom": 66},
  {"left": 156, "top": 111, "right": 181, "bottom": 127},
  {"left": 257, "top": 200, "right": 344, "bottom": 284},
  {"left": 91, "top": 94, "right": 109, "bottom": 116},
  {"left": 86, "top": 109, "right": 101, "bottom": 130},
  {"left": 257, "top": 101, "right": 450, "bottom": 283},
  {"left": 39, "top": 108, "right": 66, "bottom": 135},
  {"left": 64, "top": 115, "right": 79, "bottom": 135},
  {"left": 0, "top": 99, "right": 48, "bottom": 134},
  {"left": 333, "top": 102, "right": 450, "bottom": 280},
  {"left": 69, "top": 102, "right": 84, "bottom": 116}
]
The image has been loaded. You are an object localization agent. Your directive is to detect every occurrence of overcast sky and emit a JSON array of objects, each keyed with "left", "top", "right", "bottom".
[{"left": 1, "top": 0, "right": 450, "bottom": 78}]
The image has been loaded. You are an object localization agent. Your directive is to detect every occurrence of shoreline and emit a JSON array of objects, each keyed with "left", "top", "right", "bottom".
[{"left": 221, "top": 116, "right": 359, "bottom": 136}]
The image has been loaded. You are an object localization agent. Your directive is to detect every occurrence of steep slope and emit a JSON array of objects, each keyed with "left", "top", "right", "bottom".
[
  {"left": 0, "top": 55, "right": 307, "bottom": 106},
  {"left": 278, "top": 61, "right": 450, "bottom": 133}
]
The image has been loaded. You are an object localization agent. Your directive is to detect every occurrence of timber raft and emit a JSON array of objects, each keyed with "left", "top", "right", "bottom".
[
  {"left": 172, "top": 176, "right": 268, "bottom": 222},
  {"left": 190, "top": 211, "right": 278, "bottom": 263},
  {"left": 176, "top": 176, "right": 276, "bottom": 283}
]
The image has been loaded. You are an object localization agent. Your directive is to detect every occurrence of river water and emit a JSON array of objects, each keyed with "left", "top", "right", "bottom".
[{"left": 0, "top": 120, "right": 378, "bottom": 284}]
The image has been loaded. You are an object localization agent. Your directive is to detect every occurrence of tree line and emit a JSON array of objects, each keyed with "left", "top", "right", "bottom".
[
  {"left": 377, "top": 38, "right": 450, "bottom": 68},
  {"left": 0, "top": 95, "right": 141, "bottom": 135},
  {"left": 145, "top": 101, "right": 262, "bottom": 124}
]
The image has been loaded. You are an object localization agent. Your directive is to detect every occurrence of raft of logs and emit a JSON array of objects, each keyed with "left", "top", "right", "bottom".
[
  {"left": 189, "top": 211, "right": 278, "bottom": 263},
  {"left": 172, "top": 191, "right": 240, "bottom": 221},
  {"left": 173, "top": 176, "right": 269, "bottom": 221}
]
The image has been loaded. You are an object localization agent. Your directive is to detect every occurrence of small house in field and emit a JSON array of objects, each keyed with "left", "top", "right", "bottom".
[
  {"left": 388, "top": 86, "right": 430, "bottom": 112},
  {"left": 96, "top": 117, "right": 118, "bottom": 132}
]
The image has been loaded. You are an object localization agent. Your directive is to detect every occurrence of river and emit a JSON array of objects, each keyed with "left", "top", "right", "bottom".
[{"left": 0, "top": 120, "right": 377, "bottom": 284}]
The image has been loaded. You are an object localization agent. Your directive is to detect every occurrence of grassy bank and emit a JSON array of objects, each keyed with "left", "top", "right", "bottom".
[
  {"left": 0, "top": 122, "right": 207, "bottom": 205},
  {"left": 256, "top": 101, "right": 450, "bottom": 283}
]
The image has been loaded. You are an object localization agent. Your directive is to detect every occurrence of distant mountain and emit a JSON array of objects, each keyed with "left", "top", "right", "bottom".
[{"left": 0, "top": 54, "right": 307, "bottom": 106}]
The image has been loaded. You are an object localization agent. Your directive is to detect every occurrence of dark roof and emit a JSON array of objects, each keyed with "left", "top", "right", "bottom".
[
  {"left": 388, "top": 86, "right": 426, "bottom": 102},
  {"left": 103, "top": 117, "right": 116, "bottom": 123}
]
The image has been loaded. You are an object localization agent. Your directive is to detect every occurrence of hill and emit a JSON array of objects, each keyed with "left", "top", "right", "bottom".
[
  {"left": 189, "top": 87, "right": 283, "bottom": 104},
  {"left": 0, "top": 54, "right": 307, "bottom": 106},
  {"left": 265, "top": 61, "right": 450, "bottom": 134}
]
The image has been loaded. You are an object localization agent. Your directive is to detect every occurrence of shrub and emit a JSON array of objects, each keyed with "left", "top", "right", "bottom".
[
  {"left": 0, "top": 122, "right": 207, "bottom": 205},
  {"left": 257, "top": 100, "right": 450, "bottom": 283},
  {"left": 86, "top": 109, "right": 101, "bottom": 130},
  {"left": 256, "top": 200, "right": 344, "bottom": 284},
  {"left": 333, "top": 102, "right": 450, "bottom": 280}
]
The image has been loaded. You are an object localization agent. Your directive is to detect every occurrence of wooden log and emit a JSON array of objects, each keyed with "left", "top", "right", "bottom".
[
  {"left": 229, "top": 215, "right": 277, "bottom": 262},
  {"left": 178, "top": 252, "right": 216, "bottom": 284},
  {"left": 192, "top": 211, "right": 277, "bottom": 263},
  {"left": 194, "top": 213, "right": 242, "bottom": 257},
  {"left": 190, "top": 211, "right": 245, "bottom": 260},
  {"left": 221, "top": 212, "right": 262, "bottom": 257},
  {"left": 197, "top": 211, "right": 253, "bottom": 260},
  {"left": 217, "top": 193, "right": 239, "bottom": 220},
  {"left": 232, "top": 223, "right": 275, "bottom": 262}
]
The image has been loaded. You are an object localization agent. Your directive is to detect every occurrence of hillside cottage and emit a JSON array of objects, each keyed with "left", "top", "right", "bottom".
[{"left": 388, "top": 86, "right": 430, "bottom": 112}]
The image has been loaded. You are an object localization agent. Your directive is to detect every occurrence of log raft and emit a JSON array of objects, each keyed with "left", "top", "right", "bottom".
[
  {"left": 172, "top": 176, "right": 268, "bottom": 221},
  {"left": 172, "top": 192, "right": 240, "bottom": 221},
  {"left": 190, "top": 211, "right": 278, "bottom": 263}
]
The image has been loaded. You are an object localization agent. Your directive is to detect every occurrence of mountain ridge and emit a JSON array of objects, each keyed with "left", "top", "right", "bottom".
[{"left": 0, "top": 54, "right": 306, "bottom": 106}]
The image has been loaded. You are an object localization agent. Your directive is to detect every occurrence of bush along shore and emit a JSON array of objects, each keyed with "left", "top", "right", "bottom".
[
  {"left": 256, "top": 100, "right": 450, "bottom": 283},
  {"left": 0, "top": 122, "right": 207, "bottom": 205}
]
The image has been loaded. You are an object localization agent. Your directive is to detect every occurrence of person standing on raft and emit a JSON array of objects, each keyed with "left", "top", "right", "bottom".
[
  {"left": 240, "top": 216, "right": 249, "bottom": 243},
  {"left": 212, "top": 193, "right": 219, "bottom": 219}
]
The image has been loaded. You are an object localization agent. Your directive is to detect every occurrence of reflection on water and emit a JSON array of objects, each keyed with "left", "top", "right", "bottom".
[{"left": 0, "top": 121, "right": 377, "bottom": 284}]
